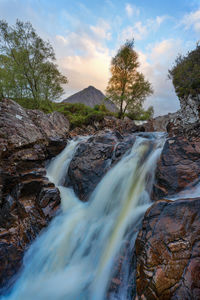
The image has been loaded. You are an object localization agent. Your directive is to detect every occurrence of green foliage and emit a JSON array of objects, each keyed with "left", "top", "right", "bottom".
[
  {"left": 126, "top": 105, "right": 154, "bottom": 120},
  {"left": 93, "top": 103, "right": 108, "bottom": 112},
  {"left": 168, "top": 43, "right": 200, "bottom": 98},
  {"left": 106, "top": 39, "right": 153, "bottom": 118},
  {"left": 0, "top": 19, "right": 67, "bottom": 105},
  {"left": 10, "top": 97, "right": 53, "bottom": 112},
  {"left": 53, "top": 102, "right": 111, "bottom": 128}
]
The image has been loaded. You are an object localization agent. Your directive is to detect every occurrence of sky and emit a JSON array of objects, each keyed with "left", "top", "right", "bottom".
[{"left": 0, "top": 0, "right": 200, "bottom": 116}]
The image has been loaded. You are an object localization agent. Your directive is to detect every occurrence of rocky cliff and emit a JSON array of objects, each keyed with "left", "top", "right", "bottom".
[
  {"left": 0, "top": 99, "right": 70, "bottom": 291},
  {"left": 135, "top": 197, "right": 200, "bottom": 299},
  {"left": 134, "top": 95, "right": 200, "bottom": 299}
]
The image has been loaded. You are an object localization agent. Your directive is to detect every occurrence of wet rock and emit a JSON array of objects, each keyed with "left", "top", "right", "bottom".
[
  {"left": 47, "top": 138, "right": 68, "bottom": 158},
  {"left": 0, "top": 99, "right": 70, "bottom": 290},
  {"left": 0, "top": 242, "right": 23, "bottom": 293},
  {"left": 0, "top": 168, "right": 61, "bottom": 290},
  {"left": 135, "top": 198, "right": 200, "bottom": 300},
  {"left": 152, "top": 133, "right": 200, "bottom": 200},
  {"left": 144, "top": 112, "right": 178, "bottom": 132},
  {"left": 66, "top": 131, "right": 135, "bottom": 201},
  {"left": 107, "top": 240, "right": 137, "bottom": 300}
]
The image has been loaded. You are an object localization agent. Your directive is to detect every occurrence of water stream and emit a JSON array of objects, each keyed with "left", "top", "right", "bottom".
[{"left": 2, "top": 133, "right": 165, "bottom": 300}]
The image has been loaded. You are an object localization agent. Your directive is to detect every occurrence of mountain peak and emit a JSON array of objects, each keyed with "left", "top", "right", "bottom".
[
  {"left": 63, "top": 86, "right": 117, "bottom": 112},
  {"left": 87, "top": 85, "right": 95, "bottom": 89}
]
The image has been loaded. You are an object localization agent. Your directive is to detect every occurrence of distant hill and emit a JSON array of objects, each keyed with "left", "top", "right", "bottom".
[{"left": 63, "top": 86, "right": 117, "bottom": 112}]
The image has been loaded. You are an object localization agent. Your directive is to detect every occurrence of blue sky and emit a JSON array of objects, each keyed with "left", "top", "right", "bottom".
[{"left": 0, "top": 0, "right": 200, "bottom": 115}]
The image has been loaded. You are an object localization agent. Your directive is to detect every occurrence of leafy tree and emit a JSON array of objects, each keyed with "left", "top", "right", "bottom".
[
  {"left": 0, "top": 19, "right": 68, "bottom": 106},
  {"left": 106, "top": 39, "right": 153, "bottom": 118},
  {"left": 168, "top": 43, "right": 200, "bottom": 98},
  {"left": 127, "top": 105, "right": 154, "bottom": 120}
]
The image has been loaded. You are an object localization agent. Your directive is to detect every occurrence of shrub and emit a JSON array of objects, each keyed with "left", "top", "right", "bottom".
[
  {"left": 169, "top": 43, "right": 200, "bottom": 98},
  {"left": 126, "top": 106, "right": 154, "bottom": 120}
]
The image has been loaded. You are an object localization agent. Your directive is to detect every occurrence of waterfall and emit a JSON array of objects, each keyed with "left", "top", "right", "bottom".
[{"left": 2, "top": 132, "right": 165, "bottom": 300}]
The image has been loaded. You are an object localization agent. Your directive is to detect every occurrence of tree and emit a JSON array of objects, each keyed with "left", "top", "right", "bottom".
[
  {"left": 0, "top": 19, "right": 68, "bottom": 106},
  {"left": 168, "top": 43, "right": 200, "bottom": 99},
  {"left": 127, "top": 105, "right": 154, "bottom": 120},
  {"left": 106, "top": 39, "right": 153, "bottom": 118}
]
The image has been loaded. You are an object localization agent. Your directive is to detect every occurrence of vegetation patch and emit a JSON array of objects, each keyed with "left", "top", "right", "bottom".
[{"left": 169, "top": 43, "right": 200, "bottom": 98}]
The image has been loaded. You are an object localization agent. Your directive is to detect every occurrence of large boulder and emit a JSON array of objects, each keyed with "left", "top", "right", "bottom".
[
  {"left": 0, "top": 99, "right": 69, "bottom": 156},
  {"left": 165, "top": 95, "right": 200, "bottom": 136},
  {"left": 153, "top": 123, "right": 200, "bottom": 200},
  {"left": 0, "top": 171, "right": 60, "bottom": 292},
  {"left": 179, "top": 94, "right": 200, "bottom": 125},
  {"left": 27, "top": 109, "right": 70, "bottom": 140},
  {"left": 0, "top": 99, "right": 70, "bottom": 290},
  {"left": 0, "top": 99, "right": 44, "bottom": 156},
  {"left": 135, "top": 198, "right": 200, "bottom": 299},
  {"left": 144, "top": 112, "right": 178, "bottom": 132},
  {"left": 66, "top": 131, "right": 135, "bottom": 201}
]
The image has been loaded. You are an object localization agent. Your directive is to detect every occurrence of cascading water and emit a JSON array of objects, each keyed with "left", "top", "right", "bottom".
[{"left": 2, "top": 133, "right": 165, "bottom": 300}]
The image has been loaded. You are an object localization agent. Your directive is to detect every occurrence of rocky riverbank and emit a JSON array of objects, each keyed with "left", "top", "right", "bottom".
[
  {"left": 0, "top": 98, "right": 200, "bottom": 298},
  {"left": 0, "top": 98, "right": 143, "bottom": 290},
  {"left": 0, "top": 99, "right": 70, "bottom": 290}
]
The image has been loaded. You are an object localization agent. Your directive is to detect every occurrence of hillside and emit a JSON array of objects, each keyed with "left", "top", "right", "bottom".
[{"left": 63, "top": 86, "right": 117, "bottom": 112}]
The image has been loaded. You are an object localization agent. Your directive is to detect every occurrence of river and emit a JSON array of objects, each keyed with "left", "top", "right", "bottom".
[{"left": 2, "top": 132, "right": 165, "bottom": 300}]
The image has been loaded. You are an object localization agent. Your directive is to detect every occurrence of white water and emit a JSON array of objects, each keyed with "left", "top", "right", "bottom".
[
  {"left": 2, "top": 133, "right": 165, "bottom": 300},
  {"left": 169, "top": 182, "right": 200, "bottom": 200}
]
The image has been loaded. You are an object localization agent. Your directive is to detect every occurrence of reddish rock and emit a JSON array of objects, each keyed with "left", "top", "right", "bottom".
[
  {"left": 0, "top": 99, "right": 70, "bottom": 290},
  {"left": 135, "top": 198, "right": 200, "bottom": 300},
  {"left": 153, "top": 134, "right": 200, "bottom": 200},
  {"left": 0, "top": 165, "right": 61, "bottom": 290}
]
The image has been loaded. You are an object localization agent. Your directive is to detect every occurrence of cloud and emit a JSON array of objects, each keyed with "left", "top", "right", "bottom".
[
  {"left": 137, "top": 39, "right": 188, "bottom": 115},
  {"left": 125, "top": 3, "right": 140, "bottom": 17},
  {"left": 181, "top": 9, "right": 200, "bottom": 33},
  {"left": 121, "top": 22, "right": 147, "bottom": 41},
  {"left": 90, "top": 20, "right": 111, "bottom": 40},
  {"left": 155, "top": 15, "right": 168, "bottom": 26},
  {"left": 121, "top": 15, "right": 168, "bottom": 41},
  {"left": 55, "top": 30, "right": 112, "bottom": 97}
]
